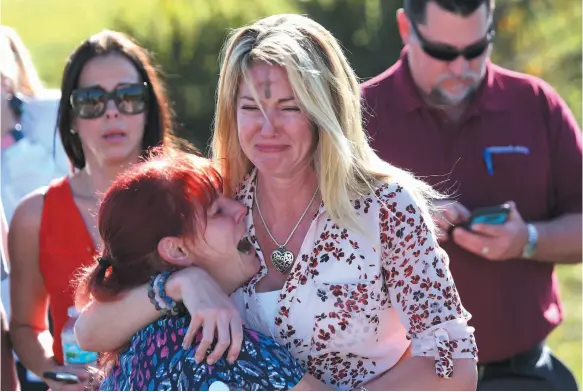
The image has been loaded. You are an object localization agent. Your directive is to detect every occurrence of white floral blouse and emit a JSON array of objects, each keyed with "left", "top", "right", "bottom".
[{"left": 231, "top": 170, "right": 478, "bottom": 390}]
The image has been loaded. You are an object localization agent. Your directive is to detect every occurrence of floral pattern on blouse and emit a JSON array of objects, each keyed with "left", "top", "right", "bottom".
[{"left": 231, "top": 170, "right": 477, "bottom": 390}]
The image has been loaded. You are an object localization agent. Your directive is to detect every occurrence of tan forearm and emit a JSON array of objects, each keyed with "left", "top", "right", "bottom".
[
  {"left": 10, "top": 325, "right": 57, "bottom": 378},
  {"left": 75, "top": 285, "right": 159, "bottom": 352},
  {"left": 364, "top": 357, "right": 477, "bottom": 391},
  {"left": 531, "top": 213, "right": 582, "bottom": 264}
]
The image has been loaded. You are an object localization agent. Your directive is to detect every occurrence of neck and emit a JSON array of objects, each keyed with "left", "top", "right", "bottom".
[
  {"left": 440, "top": 105, "right": 467, "bottom": 123},
  {"left": 256, "top": 165, "right": 319, "bottom": 215},
  {"left": 82, "top": 155, "right": 140, "bottom": 197},
  {"left": 206, "top": 252, "right": 258, "bottom": 294}
]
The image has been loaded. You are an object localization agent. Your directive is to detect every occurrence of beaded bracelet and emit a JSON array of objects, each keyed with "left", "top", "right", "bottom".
[
  {"left": 147, "top": 274, "right": 165, "bottom": 314},
  {"left": 157, "top": 270, "right": 181, "bottom": 316},
  {"left": 153, "top": 274, "right": 169, "bottom": 312},
  {"left": 147, "top": 270, "right": 183, "bottom": 316}
]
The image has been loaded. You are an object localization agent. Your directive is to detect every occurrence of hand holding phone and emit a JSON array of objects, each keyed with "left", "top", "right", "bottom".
[
  {"left": 43, "top": 371, "right": 81, "bottom": 385},
  {"left": 447, "top": 203, "right": 511, "bottom": 238},
  {"left": 41, "top": 366, "right": 91, "bottom": 391}
]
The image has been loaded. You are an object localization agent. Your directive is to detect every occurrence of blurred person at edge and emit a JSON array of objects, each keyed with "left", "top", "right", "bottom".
[
  {"left": 8, "top": 29, "right": 175, "bottom": 391},
  {"left": 361, "top": 0, "right": 582, "bottom": 390},
  {"left": 0, "top": 26, "right": 69, "bottom": 225},
  {"left": 1, "top": 199, "right": 19, "bottom": 391},
  {"left": 0, "top": 24, "right": 69, "bottom": 391}
]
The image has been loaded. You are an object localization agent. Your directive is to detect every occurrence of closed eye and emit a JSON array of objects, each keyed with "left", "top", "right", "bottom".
[
  {"left": 241, "top": 106, "right": 260, "bottom": 111},
  {"left": 282, "top": 107, "right": 301, "bottom": 112}
]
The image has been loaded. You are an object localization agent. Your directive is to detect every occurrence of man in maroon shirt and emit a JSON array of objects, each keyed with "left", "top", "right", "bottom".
[{"left": 362, "top": 0, "right": 582, "bottom": 390}]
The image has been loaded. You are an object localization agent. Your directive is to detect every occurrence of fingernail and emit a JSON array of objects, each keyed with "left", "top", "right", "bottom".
[
  {"left": 207, "top": 357, "right": 215, "bottom": 365},
  {"left": 194, "top": 356, "right": 201, "bottom": 364},
  {"left": 228, "top": 356, "right": 236, "bottom": 364}
]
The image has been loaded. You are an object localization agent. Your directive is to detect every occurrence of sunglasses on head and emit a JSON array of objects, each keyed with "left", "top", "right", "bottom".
[
  {"left": 409, "top": 20, "right": 495, "bottom": 62},
  {"left": 70, "top": 82, "right": 148, "bottom": 119}
]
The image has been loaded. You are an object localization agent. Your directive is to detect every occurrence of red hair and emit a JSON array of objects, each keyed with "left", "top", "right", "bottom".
[
  {"left": 76, "top": 147, "right": 222, "bottom": 307},
  {"left": 75, "top": 147, "right": 222, "bottom": 383}
]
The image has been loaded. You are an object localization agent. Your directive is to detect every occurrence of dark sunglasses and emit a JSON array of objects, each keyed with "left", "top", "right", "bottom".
[
  {"left": 70, "top": 82, "right": 148, "bottom": 119},
  {"left": 409, "top": 20, "right": 495, "bottom": 62}
]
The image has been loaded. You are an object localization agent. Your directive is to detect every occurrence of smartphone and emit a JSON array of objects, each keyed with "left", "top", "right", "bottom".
[
  {"left": 447, "top": 204, "right": 511, "bottom": 236},
  {"left": 43, "top": 371, "right": 80, "bottom": 385},
  {"left": 467, "top": 204, "right": 511, "bottom": 226}
]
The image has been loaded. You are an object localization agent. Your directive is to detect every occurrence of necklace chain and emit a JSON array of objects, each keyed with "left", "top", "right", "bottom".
[{"left": 254, "top": 178, "right": 319, "bottom": 249}]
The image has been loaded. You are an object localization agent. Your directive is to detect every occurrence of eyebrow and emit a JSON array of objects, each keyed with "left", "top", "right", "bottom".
[
  {"left": 239, "top": 95, "right": 296, "bottom": 103},
  {"left": 77, "top": 81, "right": 141, "bottom": 90}
]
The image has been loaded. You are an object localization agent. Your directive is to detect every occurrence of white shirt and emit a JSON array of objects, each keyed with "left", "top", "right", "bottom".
[
  {"left": 1, "top": 91, "right": 69, "bottom": 224},
  {"left": 251, "top": 290, "right": 280, "bottom": 338},
  {"left": 231, "top": 169, "right": 477, "bottom": 390}
]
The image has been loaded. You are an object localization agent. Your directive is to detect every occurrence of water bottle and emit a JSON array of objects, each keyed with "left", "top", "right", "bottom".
[{"left": 61, "top": 306, "right": 98, "bottom": 366}]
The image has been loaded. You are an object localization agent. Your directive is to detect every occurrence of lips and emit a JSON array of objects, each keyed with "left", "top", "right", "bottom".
[
  {"left": 255, "top": 144, "right": 288, "bottom": 153},
  {"left": 237, "top": 236, "right": 253, "bottom": 255},
  {"left": 102, "top": 130, "right": 126, "bottom": 141}
]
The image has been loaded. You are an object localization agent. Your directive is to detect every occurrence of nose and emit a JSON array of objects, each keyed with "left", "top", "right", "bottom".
[
  {"left": 260, "top": 111, "right": 276, "bottom": 138},
  {"left": 448, "top": 56, "right": 470, "bottom": 76},
  {"left": 104, "top": 99, "right": 120, "bottom": 119}
]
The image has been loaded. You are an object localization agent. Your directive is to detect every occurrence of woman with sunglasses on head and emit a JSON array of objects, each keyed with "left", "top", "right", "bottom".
[
  {"left": 8, "top": 30, "right": 174, "bottom": 391},
  {"left": 74, "top": 148, "right": 328, "bottom": 391}
]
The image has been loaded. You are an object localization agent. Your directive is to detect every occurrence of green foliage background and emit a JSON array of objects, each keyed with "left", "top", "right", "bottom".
[{"left": 2, "top": 0, "right": 581, "bottom": 384}]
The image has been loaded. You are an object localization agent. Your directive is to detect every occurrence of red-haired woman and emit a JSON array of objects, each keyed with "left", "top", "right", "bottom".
[{"left": 75, "top": 149, "right": 329, "bottom": 391}]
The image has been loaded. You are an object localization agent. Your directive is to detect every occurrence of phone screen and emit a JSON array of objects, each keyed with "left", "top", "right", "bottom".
[
  {"left": 43, "top": 371, "right": 80, "bottom": 384},
  {"left": 468, "top": 204, "right": 511, "bottom": 226}
]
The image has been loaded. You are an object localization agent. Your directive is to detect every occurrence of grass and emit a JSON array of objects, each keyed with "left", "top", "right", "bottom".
[
  {"left": 548, "top": 264, "right": 582, "bottom": 386},
  {"left": 3, "top": 0, "right": 581, "bottom": 385}
]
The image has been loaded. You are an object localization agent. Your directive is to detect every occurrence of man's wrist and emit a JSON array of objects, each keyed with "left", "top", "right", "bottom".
[{"left": 521, "top": 223, "right": 539, "bottom": 259}]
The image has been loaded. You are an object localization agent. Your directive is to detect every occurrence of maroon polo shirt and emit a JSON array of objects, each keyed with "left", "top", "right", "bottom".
[{"left": 362, "top": 48, "right": 582, "bottom": 363}]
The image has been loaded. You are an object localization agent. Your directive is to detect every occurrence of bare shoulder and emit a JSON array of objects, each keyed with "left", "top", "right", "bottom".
[{"left": 9, "top": 186, "right": 49, "bottom": 234}]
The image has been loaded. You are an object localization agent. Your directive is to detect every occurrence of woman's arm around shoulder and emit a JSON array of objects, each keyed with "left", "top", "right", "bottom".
[{"left": 75, "top": 266, "right": 244, "bottom": 364}]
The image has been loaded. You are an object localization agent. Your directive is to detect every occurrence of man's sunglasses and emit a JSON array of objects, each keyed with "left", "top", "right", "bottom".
[
  {"left": 409, "top": 20, "right": 495, "bottom": 62},
  {"left": 70, "top": 82, "right": 148, "bottom": 119}
]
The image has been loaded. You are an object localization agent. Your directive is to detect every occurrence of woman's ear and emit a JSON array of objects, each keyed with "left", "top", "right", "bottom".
[{"left": 157, "top": 236, "right": 193, "bottom": 267}]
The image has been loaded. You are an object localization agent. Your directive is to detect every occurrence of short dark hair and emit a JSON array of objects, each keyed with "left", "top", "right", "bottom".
[
  {"left": 56, "top": 30, "right": 175, "bottom": 169},
  {"left": 404, "top": 0, "right": 494, "bottom": 25}
]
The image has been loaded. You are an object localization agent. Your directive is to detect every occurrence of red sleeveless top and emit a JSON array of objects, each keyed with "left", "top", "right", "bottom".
[{"left": 38, "top": 177, "right": 96, "bottom": 364}]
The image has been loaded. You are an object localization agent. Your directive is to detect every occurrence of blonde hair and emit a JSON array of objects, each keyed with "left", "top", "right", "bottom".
[
  {"left": 211, "top": 14, "right": 440, "bottom": 231},
  {"left": 0, "top": 26, "right": 44, "bottom": 97}
]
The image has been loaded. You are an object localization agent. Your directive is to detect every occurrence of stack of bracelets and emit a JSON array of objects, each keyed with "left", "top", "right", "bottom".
[{"left": 147, "top": 270, "right": 185, "bottom": 316}]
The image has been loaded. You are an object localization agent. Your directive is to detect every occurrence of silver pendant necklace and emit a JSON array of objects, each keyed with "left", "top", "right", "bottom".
[{"left": 254, "top": 177, "right": 319, "bottom": 274}]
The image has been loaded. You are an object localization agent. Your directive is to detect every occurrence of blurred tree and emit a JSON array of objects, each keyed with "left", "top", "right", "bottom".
[
  {"left": 492, "top": 0, "right": 582, "bottom": 122},
  {"left": 113, "top": 0, "right": 404, "bottom": 150},
  {"left": 113, "top": 0, "right": 580, "bottom": 151}
]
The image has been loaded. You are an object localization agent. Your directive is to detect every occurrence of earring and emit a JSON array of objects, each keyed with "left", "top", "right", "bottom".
[{"left": 70, "top": 129, "right": 77, "bottom": 135}]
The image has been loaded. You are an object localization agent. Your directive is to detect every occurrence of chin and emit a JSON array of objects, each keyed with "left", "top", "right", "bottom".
[{"left": 100, "top": 149, "right": 142, "bottom": 166}]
